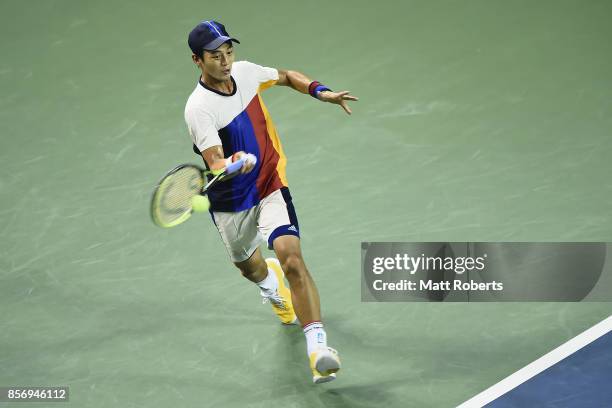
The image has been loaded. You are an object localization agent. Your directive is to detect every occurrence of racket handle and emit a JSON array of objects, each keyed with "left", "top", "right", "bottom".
[{"left": 226, "top": 154, "right": 257, "bottom": 174}]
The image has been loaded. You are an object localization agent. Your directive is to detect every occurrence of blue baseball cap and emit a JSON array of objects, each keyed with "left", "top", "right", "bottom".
[{"left": 188, "top": 20, "right": 240, "bottom": 58}]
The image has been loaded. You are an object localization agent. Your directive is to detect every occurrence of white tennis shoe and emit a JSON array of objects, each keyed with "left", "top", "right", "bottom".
[{"left": 310, "top": 347, "right": 341, "bottom": 384}]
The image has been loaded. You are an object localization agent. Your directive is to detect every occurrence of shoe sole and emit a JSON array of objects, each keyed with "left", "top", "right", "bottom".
[
  {"left": 315, "top": 354, "right": 341, "bottom": 376},
  {"left": 266, "top": 258, "right": 285, "bottom": 278},
  {"left": 313, "top": 373, "right": 337, "bottom": 384},
  {"left": 282, "top": 317, "right": 299, "bottom": 325}
]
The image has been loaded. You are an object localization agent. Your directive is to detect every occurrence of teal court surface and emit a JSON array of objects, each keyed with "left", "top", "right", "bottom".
[{"left": 1, "top": 1, "right": 611, "bottom": 407}]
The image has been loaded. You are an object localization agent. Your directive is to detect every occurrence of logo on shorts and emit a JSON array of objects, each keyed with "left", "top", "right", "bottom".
[{"left": 288, "top": 225, "right": 298, "bottom": 232}]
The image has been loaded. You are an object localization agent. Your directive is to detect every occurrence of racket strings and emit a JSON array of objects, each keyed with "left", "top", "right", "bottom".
[{"left": 153, "top": 167, "right": 203, "bottom": 226}]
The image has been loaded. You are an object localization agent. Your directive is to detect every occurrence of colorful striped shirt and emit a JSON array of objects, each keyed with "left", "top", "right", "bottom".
[{"left": 184, "top": 61, "right": 288, "bottom": 212}]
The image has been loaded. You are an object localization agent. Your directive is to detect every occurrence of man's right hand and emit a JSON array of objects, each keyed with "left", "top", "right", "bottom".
[
  {"left": 201, "top": 146, "right": 256, "bottom": 175},
  {"left": 230, "top": 151, "right": 257, "bottom": 174}
]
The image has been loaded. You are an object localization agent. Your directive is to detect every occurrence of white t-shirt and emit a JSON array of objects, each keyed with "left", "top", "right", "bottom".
[
  {"left": 184, "top": 60, "right": 279, "bottom": 152},
  {"left": 183, "top": 60, "right": 289, "bottom": 212}
]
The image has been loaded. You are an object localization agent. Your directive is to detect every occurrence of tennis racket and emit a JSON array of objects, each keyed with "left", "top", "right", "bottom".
[{"left": 150, "top": 155, "right": 255, "bottom": 228}]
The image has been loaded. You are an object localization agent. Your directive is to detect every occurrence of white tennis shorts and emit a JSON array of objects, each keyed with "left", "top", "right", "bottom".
[{"left": 212, "top": 187, "right": 300, "bottom": 263}]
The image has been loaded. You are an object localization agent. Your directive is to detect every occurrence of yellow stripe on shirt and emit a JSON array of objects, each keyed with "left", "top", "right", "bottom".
[
  {"left": 258, "top": 79, "right": 277, "bottom": 92},
  {"left": 257, "top": 93, "right": 288, "bottom": 186}
]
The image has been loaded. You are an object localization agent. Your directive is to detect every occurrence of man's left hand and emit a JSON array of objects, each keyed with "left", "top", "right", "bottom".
[{"left": 318, "top": 91, "right": 359, "bottom": 115}]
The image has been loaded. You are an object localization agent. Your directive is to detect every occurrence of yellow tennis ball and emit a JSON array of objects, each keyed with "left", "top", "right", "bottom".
[{"left": 191, "top": 195, "right": 210, "bottom": 212}]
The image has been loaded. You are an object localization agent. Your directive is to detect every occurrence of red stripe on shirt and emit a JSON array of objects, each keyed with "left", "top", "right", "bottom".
[{"left": 245, "top": 95, "right": 284, "bottom": 199}]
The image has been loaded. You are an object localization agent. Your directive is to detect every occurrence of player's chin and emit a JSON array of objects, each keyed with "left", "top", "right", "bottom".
[{"left": 212, "top": 72, "right": 230, "bottom": 81}]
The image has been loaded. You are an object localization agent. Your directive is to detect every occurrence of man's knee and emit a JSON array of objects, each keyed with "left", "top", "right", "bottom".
[{"left": 280, "top": 253, "right": 305, "bottom": 279}]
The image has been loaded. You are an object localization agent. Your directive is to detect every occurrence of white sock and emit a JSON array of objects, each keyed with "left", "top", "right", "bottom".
[
  {"left": 303, "top": 321, "right": 327, "bottom": 356},
  {"left": 256, "top": 268, "right": 278, "bottom": 293}
]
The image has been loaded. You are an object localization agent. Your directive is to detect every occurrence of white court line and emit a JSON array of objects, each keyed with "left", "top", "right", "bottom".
[{"left": 457, "top": 315, "right": 612, "bottom": 408}]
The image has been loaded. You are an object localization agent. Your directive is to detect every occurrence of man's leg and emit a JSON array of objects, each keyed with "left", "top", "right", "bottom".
[
  {"left": 254, "top": 188, "right": 340, "bottom": 382},
  {"left": 233, "top": 247, "right": 268, "bottom": 284},
  {"left": 273, "top": 235, "right": 340, "bottom": 383},
  {"left": 271, "top": 235, "right": 320, "bottom": 324},
  {"left": 212, "top": 206, "right": 295, "bottom": 325},
  {"left": 234, "top": 246, "right": 298, "bottom": 325}
]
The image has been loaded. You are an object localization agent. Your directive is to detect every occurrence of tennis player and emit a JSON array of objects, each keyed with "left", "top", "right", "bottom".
[{"left": 184, "top": 20, "right": 357, "bottom": 384}]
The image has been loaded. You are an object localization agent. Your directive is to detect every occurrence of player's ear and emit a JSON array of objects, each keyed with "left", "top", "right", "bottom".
[{"left": 192, "top": 53, "right": 202, "bottom": 65}]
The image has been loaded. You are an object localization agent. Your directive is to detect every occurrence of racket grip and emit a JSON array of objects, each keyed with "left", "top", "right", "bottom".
[
  {"left": 226, "top": 154, "right": 257, "bottom": 174},
  {"left": 226, "top": 157, "right": 245, "bottom": 174}
]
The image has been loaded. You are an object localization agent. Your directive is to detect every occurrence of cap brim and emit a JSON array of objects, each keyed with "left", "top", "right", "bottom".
[{"left": 203, "top": 36, "right": 240, "bottom": 51}]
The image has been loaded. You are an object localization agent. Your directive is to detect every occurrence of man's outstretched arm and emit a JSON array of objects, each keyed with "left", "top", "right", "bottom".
[{"left": 276, "top": 69, "right": 359, "bottom": 115}]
